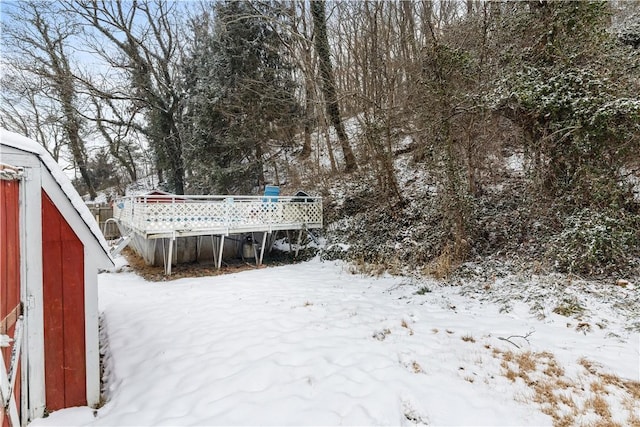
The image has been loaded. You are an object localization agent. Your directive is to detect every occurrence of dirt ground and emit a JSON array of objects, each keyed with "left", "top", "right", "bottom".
[{"left": 119, "top": 247, "right": 312, "bottom": 282}]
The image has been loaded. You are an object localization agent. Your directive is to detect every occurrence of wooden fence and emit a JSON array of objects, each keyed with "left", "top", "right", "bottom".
[{"left": 87, "top": 204, "right": 120, "bottom": 240}]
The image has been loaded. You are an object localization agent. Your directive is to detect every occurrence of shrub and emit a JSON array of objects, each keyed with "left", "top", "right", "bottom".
[{"left": 547, "top": 208, "right": 639, "bottom": 275}]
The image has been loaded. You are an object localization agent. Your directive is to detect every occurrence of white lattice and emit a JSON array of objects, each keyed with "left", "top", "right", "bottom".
[{"left": 113, "top": 195, "right": 322, "bottom": 236}]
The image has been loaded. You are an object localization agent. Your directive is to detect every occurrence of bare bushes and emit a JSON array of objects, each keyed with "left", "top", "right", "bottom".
[{"left": 323, "top": 167, "right": 640, "bottom": 279}]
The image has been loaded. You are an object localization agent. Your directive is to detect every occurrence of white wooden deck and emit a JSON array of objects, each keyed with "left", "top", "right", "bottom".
[
  {"left": 112, "top": 194, "right": 322, "bottom": 274},
  {"left": 113, "top": 194, "right": 323, "bottom": 239}
]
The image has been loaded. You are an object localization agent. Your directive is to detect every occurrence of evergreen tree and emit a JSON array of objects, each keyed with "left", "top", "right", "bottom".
[{"left": 182, "top": 1, "right": 301, "bottom": 194}]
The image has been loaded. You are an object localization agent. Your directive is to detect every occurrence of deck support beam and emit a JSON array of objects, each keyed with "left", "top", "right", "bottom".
[
  {"left": 258, "top": 231, "right": 268, "bottom": 266},
  {"left": 210, "top": 235, "right": 217, "bottom": 266},
  {"left": 165, "top": 234, "right": 175, "bottom": 276},
  {"left": 217, "top": 235, "right": 225, "bottom": 269},
  {"left": 295, "top": 229, "right": 304, "bottom": 257}
]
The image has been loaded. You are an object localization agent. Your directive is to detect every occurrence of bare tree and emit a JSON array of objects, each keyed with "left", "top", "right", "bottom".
[
  {"left": 343, "top": 2, "right": 405, "bottom": 204},
  {"left": 67, "top": 0, "right": 186, "bottom": 193},
  {"left": 0, "top": 72, "right": 66, "bottom": 161},
  {"left": 268, "top": 2, "right": 337, "bottom": 175},
  {"left": 90, "top": 96, "right": 140, "bottom": 182},
  {"left": 310, "top": 0, "right": 358, "bottom": 173},
  {"left": 284, "top": 2, "right": 316, "bottom": 161},
  {"left": 2, "top": 0, "right": 97, "bottom": 198}
]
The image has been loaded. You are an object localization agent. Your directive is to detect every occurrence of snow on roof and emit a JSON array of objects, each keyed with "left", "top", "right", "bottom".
[{"left": 0, "top": 128, "right": 112, "bottom": 262}]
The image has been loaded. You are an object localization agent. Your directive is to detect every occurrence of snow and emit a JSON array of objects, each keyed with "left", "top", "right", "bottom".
[
  {"left": 622, "top": 167, "right": 640, "bottom": 202},
  {"left": 31, "top": 258, "right": 639, "bottom": 426},
  {"left": 124, "top": 174, "right": 161, "bottom": 196},
  {"left": 505, "top": 153, "right": 525, "bottom": 172},
  {"left": 0, "top": 128, "right": 111, "bottom": 258}
]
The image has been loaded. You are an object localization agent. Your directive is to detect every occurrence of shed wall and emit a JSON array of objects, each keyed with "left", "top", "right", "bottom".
[
  {"left": 41, "top": 191, "right": 86, "bottom": 411},
  {"left": 1, "top": 179, "right": 21, "bottom": 426}
]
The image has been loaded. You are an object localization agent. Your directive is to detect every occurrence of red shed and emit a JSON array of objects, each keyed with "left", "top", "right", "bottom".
[{"left": 0, "top": 129, "right": 113, "bottom": 426}]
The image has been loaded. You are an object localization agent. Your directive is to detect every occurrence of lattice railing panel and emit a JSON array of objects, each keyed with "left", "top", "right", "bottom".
[{"left": 113, "top": 196, "right": 322, "bottom": 235}]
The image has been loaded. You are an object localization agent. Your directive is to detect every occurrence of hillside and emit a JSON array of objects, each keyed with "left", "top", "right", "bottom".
[{"left": 263, "top": 116, "right": 640, "bottom": 283}]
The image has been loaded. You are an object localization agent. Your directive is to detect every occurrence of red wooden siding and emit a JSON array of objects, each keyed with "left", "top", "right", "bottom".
[
  {"left": 42, "top": 191, "right": 86, "bottom": 411},
  {"left": 1, "top": 179, "right": 21, "bottom": 427}
]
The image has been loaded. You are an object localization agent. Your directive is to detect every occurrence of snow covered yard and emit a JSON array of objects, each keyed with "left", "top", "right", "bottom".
[{"left": 33, "top": 258, "right": 639, "bottom": 426}]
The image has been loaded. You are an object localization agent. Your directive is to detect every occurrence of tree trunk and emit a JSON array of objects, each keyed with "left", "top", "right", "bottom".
[
  {"left": 59, "top": 79, "right": 96, "bottom": 199},
  {"left": 300, "top": 48, "right": 314, "bottom": 160},
  {"left": 65, "top": 116, "right": 97, "bottom": 199},
  {"left": 167, "top": 124, "right": 185, "bottom": 195},
  {"left": 310, "top": 0, "right": 358, "bottom": 172}
]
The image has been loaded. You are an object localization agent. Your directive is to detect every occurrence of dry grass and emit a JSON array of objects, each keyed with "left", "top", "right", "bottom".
[
  {"left": 542, "top": 357, "right": 565, "bottom": 378},
  {"left": 587, "top": 395, "right": 611, "bottom": 419},
  {"left": 349, "top": 257, "right": 405, "bottom": 277},
  {"left": 412, "top": 361, "right": 424, "bottom": 373},
  {"left": 348, "top": 259, "right": 388, "bottom": 276},
  {"left": 576, "top": 322, "right": 592, "bottom": 333},
  {"left": 532, "top": 378, "right": 559, "bottom": 406},
  {"left": 461, "top": 334, "right": 476, "bottom": 343},
  {"left": 424, "top": 239, "right": 469, "bottom": 279},
  {"left": 590, "top": 380, "right": 607, "bottom": 394},
  {"left": 504, "top": 367, "right": 518, "bottom": 382},
  {"left": 579, "top": 357, "right": 596, "bottom": 373},
  {"left": 623, "top": 380, "right": 640, "bottom": 400},
  {"left": 401, "top": 319, "right": 414, "bottom": 336},
  {"left": 599, "top": 373, "right": 640, "bottom": 410},
  {"left": 424, "top": 244, "right": 453, "bottom": 279},
  {"left": 493, "top": 350, "right": 640, "bottom": 427},
  {"left": 516, "top": 352, "right": 537, "bottom": 373},
  {"left": 555, "top": 414, "right": 577, "bottom": 427},
  {"left": 626, "top": 411, "right": 640, "bottom": 427},
  {"left": 557, "top": 393, "right": 575, "bottom": 408}
]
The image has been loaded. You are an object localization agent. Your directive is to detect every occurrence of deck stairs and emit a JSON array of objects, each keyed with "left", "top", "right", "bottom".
[{"left": 110, "top": 234, "right": 132, "bottom": 257}]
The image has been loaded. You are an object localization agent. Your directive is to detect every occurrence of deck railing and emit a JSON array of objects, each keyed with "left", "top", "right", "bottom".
[{"left": 113, "top": 194, "right": 323, "bottom": 237}]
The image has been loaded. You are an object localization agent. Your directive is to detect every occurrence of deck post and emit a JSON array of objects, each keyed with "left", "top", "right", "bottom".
[
  {"left": 161, "top": 238, "right": 166, "bottom": 274},
  {"left": 258, "top": 231, "right": 268, "bottom": 266},
  {"left": 217, "top": 235, "right": 225, "bottom": 269},
  {"left": 166, "top": 234, "right": 174, "bottom": 276},
  {"left": 295, "top": 229, "right": 304, "bottom": 257},
  {"left": 210, "top": 235, "right": 217, "bottom": 266}
]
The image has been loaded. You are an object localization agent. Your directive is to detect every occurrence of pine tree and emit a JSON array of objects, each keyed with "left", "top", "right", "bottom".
[{"left": 182, "top": 1, "right": 301, "bottom": 194}]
